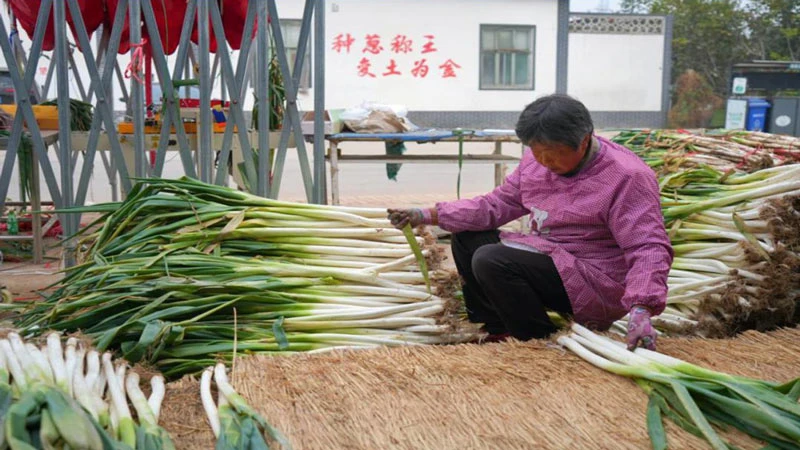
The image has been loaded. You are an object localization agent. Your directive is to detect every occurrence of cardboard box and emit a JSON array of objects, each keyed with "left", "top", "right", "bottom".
[{"left": 300, "top": 109, "right": 344, "bottom": 135}]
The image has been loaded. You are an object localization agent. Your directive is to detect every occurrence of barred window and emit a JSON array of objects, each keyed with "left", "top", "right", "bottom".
[{"left": 480, "top": 25, "right": 535, "bottom": 90}]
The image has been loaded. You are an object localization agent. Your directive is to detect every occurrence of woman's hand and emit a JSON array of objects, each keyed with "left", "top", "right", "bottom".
[
  {"left": 387, "top": 208, "right": 425, "bottom": 229},
  {"left": 626, "top": 305, "right": 657, "bottom": 351}
]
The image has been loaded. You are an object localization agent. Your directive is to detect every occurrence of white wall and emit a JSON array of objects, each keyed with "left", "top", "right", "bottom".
[
  {"left": 276, "top": 0, "right": 559, "bottom": 112},
  {"left": 568, "top": 33, "right": 664, "bottom": 111}
]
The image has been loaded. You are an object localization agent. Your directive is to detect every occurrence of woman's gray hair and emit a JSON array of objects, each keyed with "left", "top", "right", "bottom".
[{"left": 515, "top": 94, "right": 594, "bottom": 150}]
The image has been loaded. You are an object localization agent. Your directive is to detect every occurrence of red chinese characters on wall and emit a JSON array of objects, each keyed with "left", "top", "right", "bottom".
[
  {"left": 383, "top": 59, "right": 402, "bottom": 76},
  {"left": 338, "top": 33, "right": 460, "bottom": 79},
  {"left": 411, "top": 59, "right": 429, "bottom": 78},
  {"left": 362, "top": 34, "right": 384, "bottom": 54},
  {"left": 357, "top": 58, "right": 377, "bottom": 78},
  {"left": 421, "top": 35, "right": 438, "bottom": 54},
  {"left": 332, "top": 33, "right": 355, "bottom": 54},
  {"left": 390, "top": 35, "right": 413, "bottom": 54},
  {"left": 439, "top": 59, "right": 461, "bottom": 78}
]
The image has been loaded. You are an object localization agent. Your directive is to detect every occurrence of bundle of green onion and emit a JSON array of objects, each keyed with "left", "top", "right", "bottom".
[
  {"left": 40, "top": 98, "right": 94, "bottom": 131},
  {"left": 201, "top": 363, "right": 291, "bottom": 450},
  {"left": 608, "top": 130, "right": 800, "bottom": 337},
  {"left": 559, "top": 323, "right": 800, "bottom": 449},
  {"left": 14, "top": 177, "right": 477, "bottom": 378},
  {"left": 614, "top": 129, "right": 800, "bottom": 174},
  {"left": 0, "top": 331, "right": 174, "bottom": 449}
]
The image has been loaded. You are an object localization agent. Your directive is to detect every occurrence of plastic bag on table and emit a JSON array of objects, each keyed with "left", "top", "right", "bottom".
[{"left": 340, "top": 102, "right": 417, "bottom": 133}]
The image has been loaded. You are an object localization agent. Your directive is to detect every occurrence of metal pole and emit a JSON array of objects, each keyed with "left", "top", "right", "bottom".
[
  {"left": 312, "top": 0, "right": 326, "bottom": 204},
  {"left": 9, "top": 11, "right": 42, "bottom": 102},
  {"left": 661, "top": 14, "right": 674, "bottom": 127},
  {"left": 198, "top": 0, "right": 213, "bottom": 183},
  {"left": 0, "top": 0, "right": 63, "bottom": 211},
  {"left": 267, "top": 0, "right": 315, "bottom": 201},
  {"left": 67, "top": 48, "right": 88, "bottom": 100},
  {"left": 11, "top": 10, "right": 42, "bottom": 263},
  {"left": 209, "top": 0, "right": 256, "bottom": 187},
  {"left": 54, "top": 0, "right": 76, "bottom": 266},
  {"left": 256, "top": 0, "right": 271, "bottom": 197},
  {"left": 69, "top": 0, "right": 131, "bottom": 205},
  {"left": 555, "top": 0, "right": 570, "bottom": 94},
  {"left": 129, "top": 0, "right": 145, "bottom": 178},
  {"left": 142, "top": 0, "right": 197, "bottom": 179}
]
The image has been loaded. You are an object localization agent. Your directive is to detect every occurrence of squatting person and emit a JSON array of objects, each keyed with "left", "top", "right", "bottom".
[{"left": 387, "top": 94, "right": 672, "bottom": 350}]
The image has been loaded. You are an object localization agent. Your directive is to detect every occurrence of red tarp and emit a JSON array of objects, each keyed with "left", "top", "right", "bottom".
[
  {"left": 105, "top": 0, "right": 188, "bottom": 54},
  {"left": 8, "top": 0, "right": 105, "bottom": 51},
  {"left": 222, "top": 1, "right": 260, "bottom": 51},
  {"left": 191, "top": 1, "right": 259, "bottom": 53},
  {"left": 102, "top": 0, "right": 131, "bottom": 53},
  {"left": 11, "top": 0, "right": 260, "bottom": 55}
]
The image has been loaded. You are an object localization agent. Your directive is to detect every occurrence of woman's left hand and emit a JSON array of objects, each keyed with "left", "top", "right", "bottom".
[{"left": 626, "top": 305, "right": 657, "bottom": 351}]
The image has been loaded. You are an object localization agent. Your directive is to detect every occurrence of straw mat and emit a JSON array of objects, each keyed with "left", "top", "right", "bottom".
[{"left": 161, "top": 327, "right": 800, "bottom": 449}]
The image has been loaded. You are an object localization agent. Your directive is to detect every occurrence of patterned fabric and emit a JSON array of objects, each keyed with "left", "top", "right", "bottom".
[
  {"left": 434, "top": 136, "right": 673, "bottom": 330},
  {"left": 626, "top": 306, "right": 657, "bottom": 350}
]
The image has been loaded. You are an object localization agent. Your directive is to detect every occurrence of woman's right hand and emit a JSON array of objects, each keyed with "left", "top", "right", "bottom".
[{"left": 387, "top": 208, "right": 425, "bottom": 229}]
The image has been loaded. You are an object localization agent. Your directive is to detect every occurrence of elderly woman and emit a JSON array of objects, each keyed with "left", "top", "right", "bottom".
[{"left": 388, "top": 94, "right": 672, "bottom": 350}]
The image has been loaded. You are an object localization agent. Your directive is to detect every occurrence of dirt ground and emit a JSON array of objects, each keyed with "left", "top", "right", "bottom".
[{"left": 1, "top": 236, "right": 63, "bottom": 301}]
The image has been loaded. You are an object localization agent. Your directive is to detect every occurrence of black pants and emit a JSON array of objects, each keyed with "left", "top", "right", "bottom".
[{"left": 451, "top": 230, "right": 572, "bottom": 340}]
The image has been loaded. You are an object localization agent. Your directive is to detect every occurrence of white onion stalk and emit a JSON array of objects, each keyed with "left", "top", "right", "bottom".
[
  {"left": 200, "top": 367, "right": 220, "bottom": 438},
  {"left": 25, "top": 342, "right": 55, "bottom": 385},
  {"left": 148, "top": 375, "right": 166, "bottom": 423},
  {"left": 84, "top": 349, "right": 100, "bottom": 393},
  {"left": 46, "top": 332, "right": 69, "bottom": 392},
  {"left": 125, "top": 372, "right": 158, "bottom": 426},
  {"left": 102, "top": 352, "right": 136, "bottom": 447},
  {"left": 72, "top": 359, "right": 100, "bottom": 421},
  {"left": 8, "top": 333, "right": 44, "bottom": 385},
  {"left": 64, "top": 337, "right": 78, "bottom": 397},
  {"left": 0, "top": 339, "right": 27, "bottom": 388}
]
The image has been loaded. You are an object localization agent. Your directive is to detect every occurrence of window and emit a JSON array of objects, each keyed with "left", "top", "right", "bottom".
[
  {"left": 280, "top": 20, "right": 312, "bottom": 90},
  {"left": 480, "top": 25, "right": 535, "bottom": 90}
]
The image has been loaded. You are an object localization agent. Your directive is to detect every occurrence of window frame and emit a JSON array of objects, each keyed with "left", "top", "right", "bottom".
[
  {"left": 478, "top": 24, "right": 536, "bottom": 91},
  {"left": 279, "top": 19, "right": 312, "bottom": 91}
]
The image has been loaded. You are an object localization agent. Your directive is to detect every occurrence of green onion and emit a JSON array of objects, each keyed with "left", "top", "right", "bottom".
[
  {"left": 611, "top": 130, "right": 800, "bottom": 337},
  {"left": 13, "top": 177, "right": 476, "bottom": 378},
  {"left": 559, "top": 323, "right": 800, "bottom": 449},
  {"left": 201, "top": 363, "right": 292, "bottom": 450}
]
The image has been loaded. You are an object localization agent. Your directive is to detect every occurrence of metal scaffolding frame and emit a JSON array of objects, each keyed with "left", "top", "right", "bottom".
[{"left": 0, "top": 0, "right": 327, "bottom": 266}]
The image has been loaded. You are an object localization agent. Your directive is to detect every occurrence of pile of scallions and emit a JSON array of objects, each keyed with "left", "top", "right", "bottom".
[
  {"left": 559, "top": 323, "right": 800, "bottom": 449},
  {"left": 13, "top": 177, "right": 477, "bottom": 379},
  {"left": 610, "top": 130, "right": 800, "bottom": 337},
  {"left": 0, "top": 331, "right": 173, "bottom": 449}
]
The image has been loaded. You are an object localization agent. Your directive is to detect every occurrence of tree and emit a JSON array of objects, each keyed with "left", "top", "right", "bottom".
[
  {"left": 668, "top": 69, "right": 724, "bottom": 127},
  {"left": 619, "top": 0, "right": 655, "bottom": 13},
  {"left": 744, "top": 0, "right": 800, "bottom": 61},
  {"left": 620, "top": 1, "right": 752, "bottom": 97}
]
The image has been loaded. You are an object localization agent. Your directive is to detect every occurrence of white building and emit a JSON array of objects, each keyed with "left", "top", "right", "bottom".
[
  {"left": 274, "top": 0, "right": 672, "bottom": 129},
  {"left": 2, "top": 0, "right": 671, "bottom": 129}
]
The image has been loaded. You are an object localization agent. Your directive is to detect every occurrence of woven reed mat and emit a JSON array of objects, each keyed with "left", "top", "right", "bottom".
[{"left": 160, "top": 327, "right": 800, "bottom": 449}]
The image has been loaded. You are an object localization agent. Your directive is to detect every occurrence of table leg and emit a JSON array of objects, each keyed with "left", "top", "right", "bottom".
[
  {"left": 30, "top": 146, "right": 42, "bottom": 264},
  {"left": 330, "top": 141, "right": 340, "bottom": 205},
  {"left": 493, "top": 141, "right": 504, "bottom": 186}
]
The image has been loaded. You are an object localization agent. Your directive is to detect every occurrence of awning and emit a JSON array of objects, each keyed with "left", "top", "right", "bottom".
[{"left": 8, "top": 0, "right": 260, "bottom": 55}]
